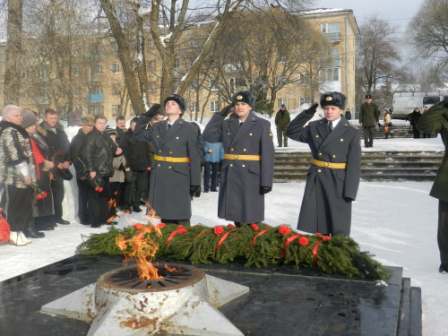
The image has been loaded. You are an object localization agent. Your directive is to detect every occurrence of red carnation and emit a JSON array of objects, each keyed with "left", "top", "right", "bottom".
[
  {"left": 95, "top": 186, "right": 104, "bottom": 193},
  {"left": 227, "top": 223, "right": 235, "bottom": 229},
  {"left": 157, "top": 223, "right": 167, "bottom": 229},
  {"left": 214, "top": 226, "right": 225, "bottom": 236},
  {"left": 250, "top": 223, "right": 260, "bottom": 232},
  {"left": 177, "top": 225, "right": 188, "bottom": 235},
  {"left": 133, "top": 223, "right": 145, "bottom": 230},
  {"left": 299, "top": 236, "right": 310, "bottom": 247},
  {"left": 278, "top": 225, "right": 292, "bottom": 236}
]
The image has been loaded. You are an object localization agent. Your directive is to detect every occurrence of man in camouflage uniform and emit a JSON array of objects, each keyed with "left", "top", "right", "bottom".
[
  {"left": 418, "top": 101, "right": 448, "bottom": 273},
  {"left": 359, "top": 94, "right": 380, "bottom": 148},
  {"left": 275, "top": 103, "right": 291, "bottom": 147}
]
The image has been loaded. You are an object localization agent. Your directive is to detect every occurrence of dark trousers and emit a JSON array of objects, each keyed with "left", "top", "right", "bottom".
[
  {"left": 77, "top": 178, "right": 90, "bottom": 224},
  {"left": 412, "top": 128, "right": 420, "bottom": 139},
  {"left": 277, "top": 128, "right": 288, "bottom": 147},
  {"left": 204, "top": 162, "right": 219, "bottom": 192},
  {"left": 438, "top": 201, "right": 448, "bottom": 268},
  {"left": 363, "top": 127, "right": 375, "bottom": 147},
  {"left": 50, "top": 177, "right": 64, "bottom": 221},
  {"left": 5, "top": 185, "right": 33, "bottom": 232},
  {"left": 161, "top": 219, "right": 190, "bottom": 226},
  {"left": 125, "top": 171, "right": 149, "bottom": 207},
  {"left": 87, "top": 177, "right": 110, "bottom": 226}
]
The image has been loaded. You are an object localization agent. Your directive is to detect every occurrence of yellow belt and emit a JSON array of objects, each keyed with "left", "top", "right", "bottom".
[
  {"left": 311, "top": 159, "right": 346, "bottom": 170},
  {"left": 153, "top": 154, "right": 191, "bottom": 163},
  {"left": 224, "top": 154, "right": 261, "bottom": 161}
]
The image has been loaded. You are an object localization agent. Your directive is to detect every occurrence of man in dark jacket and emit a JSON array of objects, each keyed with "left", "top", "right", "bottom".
[
  {"left": 39, "top": 108, "right": 71, "bottom": 225},
  {"left": 408, "top": 108, "right": 422, "bottom": 139},
  {"left": 359, "top": 94, "right": 380, "bottom": 148},
  {"left": 147, "top": 94, "right": 202, "bottom": 225},
  {"left": 121, "top": 117, "right": 152, "bottom": 212},
  {"left": 203, "top": 91, "right": 274, "bottom": 226},
  {"left": 275, "top": 104, "right": 291, "bottom": 147},
  {"left": 85, "top": 115, "right": 119, "bottom": 227},
  {"left": 418, "top": 101, "right": 448, "bottom": 273},
  {"left": 69, "top": 115, "right": 94, "bottom": 225},
  {"left": 287, "top": 92, "right": 361, "bottom": 236},
  {"left": 115, "top": 116, "right": 127, "bottom": 146}
]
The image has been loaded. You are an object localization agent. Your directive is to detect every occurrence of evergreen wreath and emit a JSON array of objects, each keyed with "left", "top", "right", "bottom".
[{"left": 78, "top": 223, "right": 389, "bottom": 281}]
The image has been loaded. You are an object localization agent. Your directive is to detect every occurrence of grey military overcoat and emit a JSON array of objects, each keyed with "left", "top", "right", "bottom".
[
  {"left": 204, "top": 111, "right": 274, "bottom": 223},
  {"left": 287, "top": 110, "right": 361, "bottom": 235},
  {"left": 148, "top": 119, "right": 201, "bottom": 220}
]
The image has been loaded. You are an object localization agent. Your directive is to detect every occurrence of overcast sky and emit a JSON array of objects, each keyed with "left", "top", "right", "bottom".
[{"left": 316, "top": 0, "right": 424, "bottom": 35}]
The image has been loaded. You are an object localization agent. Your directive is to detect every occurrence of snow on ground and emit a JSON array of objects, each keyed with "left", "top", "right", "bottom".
[{"left": 0, "top": 178, "right": 445, "bottom": 335}]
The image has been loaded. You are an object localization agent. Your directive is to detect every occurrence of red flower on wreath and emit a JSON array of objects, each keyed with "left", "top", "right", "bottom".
[
  {"left": 299, "top": 236, "right": 310, "bottom": 247},
  {"left": 156, "top": 223, "right": 167, "bottom": 229},
  {"left": 176, "top": 225, "right": 188, "bottom": 235},
  {"left": 95, "top": 186, "right": 104, "bottom": 193},
  {"left": 133, "top": 223, "right": 145, "bottom": 230},
  {"left": 227, "top": 223, "right": 235, "bottom": 229},
  {"left": 214, "top": 225, "right": 225, "bottom": 236},
  {"left": 278, "top": 225, "right": 292, "bottom": 236},
  {"left": 250, "top": 223, "right": 260, "bottom": 232}
]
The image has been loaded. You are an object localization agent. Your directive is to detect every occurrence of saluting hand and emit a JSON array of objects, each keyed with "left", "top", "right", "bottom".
[{"left": 304, "top": 103, "right": 319, "bottom": 115}]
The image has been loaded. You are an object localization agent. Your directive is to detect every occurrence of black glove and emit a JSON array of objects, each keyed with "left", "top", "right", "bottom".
[
  {"left": 304, "top": 103, "right": 319, "bottom": 116},
  {"left": 190, "top": 185, "right": 201, "bottom": 198},
  {"left": 260, "top": 186, "right": 272, "bottom": 195}
]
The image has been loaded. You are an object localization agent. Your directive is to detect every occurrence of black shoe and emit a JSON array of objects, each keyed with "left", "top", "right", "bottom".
[
  {"left": 91, "top": 223, "right": 103, "bottom": 228},
  {"left": 24, "top": 227, "right": 45, "bottom": 238},
  {"left": 204, "top": 189, "right": 209, "bottom": 193},
  {"left": 439, "top": 265, "right": 448, "bottom": 273},
  {"left": 57, "top": 218, "right": 70, "bottom": 225},
  {"left": 132, "top": 206, "right": 142, "bottom": 213}
]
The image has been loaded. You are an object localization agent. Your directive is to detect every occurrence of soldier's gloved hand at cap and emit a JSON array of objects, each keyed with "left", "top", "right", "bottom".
[
  {"left": 259, "top": 186, "right": 272, "bottom": 195},
  {"left": 190, "top": 185, "right": 201, "bottom": 198},
  {"left": 304, "top": 103, "right": 319, "bottom": 115}
]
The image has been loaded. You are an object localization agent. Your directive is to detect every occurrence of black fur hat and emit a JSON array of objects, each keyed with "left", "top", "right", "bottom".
[
  {"left": 232, "top": 91, "right": 255, "bottom": 107},
  {"left": 144, "top": 103, "right": 162, "bottom": 119},
  {"left": 320, "top": 92, "right": 346, "bottom": 110},
  {"left": 164, "top": 94, "right": 186, "bottom": 112}
]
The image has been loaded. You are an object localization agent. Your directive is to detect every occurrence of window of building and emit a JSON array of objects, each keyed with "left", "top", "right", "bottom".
[
  {"left": 209, "top": 79, "right": 219, "bottom": 91},
  {"left": 93, "top": 63, "right": 102, "bottom": 75},
  {"left": 72, "top": 64, "right": 80, "bottom": 77},
  {"left": 331, "top": 48, "right": 340, "bottom": 67},
  {"left": 89, "top": 104, "right": 103, "bottom": 116},
  {"left": 319, "top": 68, "right": 339, "bottom": 82},
  {"left": 147, "top": 60, "right": 156, "bottom": 72},
  {"left": 112, "top": 105, "right": 122, "bottom": 116},
  {"left": 210, "top": 101, "right": 219, "bottom": 113},
  {"left": 111, "top": 63, "right": 120, "bottom": 73},
  {"left": 112, "top": 85, "right": 121, "bottom": 96},
  {"left": 320, "top": 23, "right": 340, "bottom": 42}
]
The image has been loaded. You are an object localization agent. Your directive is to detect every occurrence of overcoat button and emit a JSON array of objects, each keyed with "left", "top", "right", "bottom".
[
  {"left": 230, "top": 163, "right": 233, "bottom": 167},
  {"left": 157, "top": 164, "right": 161, "bottom": 167},
  {"left": 316, "top": 135, "right": 319, "bottom": 138},
  {"left": 243, "top": 148, "right": 247, "bottom": 152},
  {"left": 332, "top": 154, "right": 336, "bottom": 158},
  {"left": 340, "top": 138, "right": 344, "bottom": 142},
  {"left": 242, "top": 164, "right": 246, "bottom": 168},
  {"left": 317, "top": 169, "right": 322, "bottom": 173},
  {"left": 249, "top": 133, "right": 253, "bottom": 136},
  {"left": 176, "top": 136, "right": 180, "bottom": 140},
  {"left": 319, "top": 152, "right": 322, "bottom": 156},
  {"left": 168, "top": 166, "right": 172, "bottom": 169}
]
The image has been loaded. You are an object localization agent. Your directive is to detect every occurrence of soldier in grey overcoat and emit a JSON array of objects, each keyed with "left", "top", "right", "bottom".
[
  {"left": 203, "top": 91, "right": 274, "bottom": 225},
  {"left": 287, "top": 92, "right": 361, "bottom": 236},
  {"left": 147, "top": 94, "right": 202, "bottom": 225}
]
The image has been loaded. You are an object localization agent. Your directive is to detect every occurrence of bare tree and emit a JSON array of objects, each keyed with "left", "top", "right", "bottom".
[
  {"left": 4, "top": 0, "right": 23, "bottom": 105},
  {"left": 359, "top": 16, "right": 400, "bottom": 95},
  {"left": 411, "top": 0, "right": 448, "bottom": 62},
  {"left": 209, "top": 6, "right": 328, "bottom": 114}
]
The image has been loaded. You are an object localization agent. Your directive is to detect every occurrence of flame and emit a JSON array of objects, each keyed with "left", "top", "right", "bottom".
[{"left": 116, "top": 224, "right": 162, "bottom": 282}]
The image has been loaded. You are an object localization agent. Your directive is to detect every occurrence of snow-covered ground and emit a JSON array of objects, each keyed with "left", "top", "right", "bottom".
[{"left": 0, "top": 178, "right": 445, "bottom": 335}]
